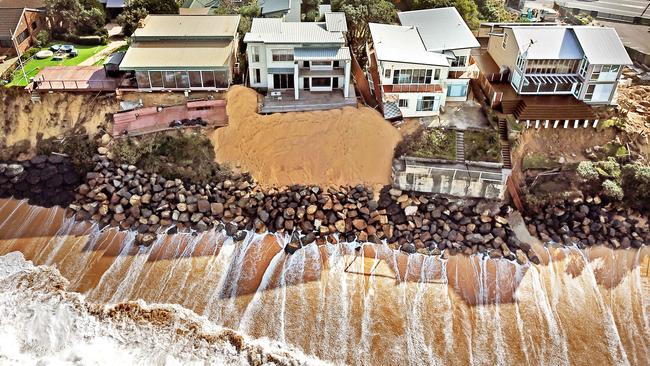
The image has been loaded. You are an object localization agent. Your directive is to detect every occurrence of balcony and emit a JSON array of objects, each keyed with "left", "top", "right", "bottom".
[
  {"left": 298, "top": 67, "right": 345, "bottom": 77},
  {"left": 520, "top": 74, "right": 580, "bottom": 94},
  {"left": 382, "top": 84, "right": 444, "bottom": 93}
]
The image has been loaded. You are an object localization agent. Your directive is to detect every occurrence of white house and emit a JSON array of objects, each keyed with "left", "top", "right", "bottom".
[
  {"left": 257, "top": 0, "right": 301, "bottom": 22},
  {"left": 367, "top": 7, "right": 480, "bottom": 119},
  {"left": 485, "top": 25, "right": 633, "bottom": 104},
  {"left": 244, "top": 13, "right": 352, "bottom": 103}
]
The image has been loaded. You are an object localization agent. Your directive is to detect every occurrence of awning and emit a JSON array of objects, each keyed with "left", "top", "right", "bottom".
[
  {"left": 267, "top": 67, "right": 294, "bottom": 74},
  {"left": 294, "top": 47, "right": 351, "bottom": 61},
  {"left": 119, "top": 41, "right": 233, "bottom": 71}
]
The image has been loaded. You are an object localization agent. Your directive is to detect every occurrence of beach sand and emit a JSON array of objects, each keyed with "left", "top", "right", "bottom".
[{"left": 209, "top": 86, "right": 402, "bottom": 187}]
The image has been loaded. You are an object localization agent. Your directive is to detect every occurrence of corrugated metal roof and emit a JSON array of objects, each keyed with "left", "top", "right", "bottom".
[
  {"left": 294, "top": 47, "right": 350, "bottom": 60},
  {"left": 369, "top": 23, "right": 449, "bottom": 66},
  {"left": 119, "top": 40, "right": 233, "bottom": 70},
  {"left": 398, "top": 7, "right": 480, "bottom": 51},
  {"left": 325, "top": 12, "right": 347, "bottom": 32},
  {"left": 106, "top": 0, "right": 125, "bottom": 8},
  {"left": 245, "top": 18, "right": 345, "bottom": 44},
  {"left": 510, "top": 27, "right": 583, "bottom": 59},
  {"left": 571, "top": 27, "right": 632, "bottom": 65},
  {"left": 132, "top": 15, "right": 240, "bottom": 40},
  {"left": 258, "top": 0, "right": 290, "bottom": 15}
]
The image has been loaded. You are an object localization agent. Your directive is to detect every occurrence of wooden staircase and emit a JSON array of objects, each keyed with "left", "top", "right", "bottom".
[
  {"left": 498, "top": 117, "right": 512, "bottom": 169},
  {"left": 455, "top": 130, "right": 465, "bottom": 162},
  {"left": 500, "top": 99, "right": 522, "bottom": 114},
  {"left": 513, "top": 98, "right": 598, "bottom": 122}
]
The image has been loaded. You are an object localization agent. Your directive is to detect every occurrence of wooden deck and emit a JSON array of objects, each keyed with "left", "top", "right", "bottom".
[
  {"left": 29, "top": 66, "right": 120, "bottom": 92},
  {"left": 260, "top": 86, "right": 357, "bottom": 113},
  {"left": 112, "top": 99, "right": 228, "bottom": 136}
]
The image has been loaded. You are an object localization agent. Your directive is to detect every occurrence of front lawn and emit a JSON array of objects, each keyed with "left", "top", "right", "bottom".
[{"left": 7, "top": 42, "right": 108, "bottom": 87}]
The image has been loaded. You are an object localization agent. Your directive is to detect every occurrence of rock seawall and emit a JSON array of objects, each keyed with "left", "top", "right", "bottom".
[{"left": 0, "top": 155, "right": 80, "bottom": 207}]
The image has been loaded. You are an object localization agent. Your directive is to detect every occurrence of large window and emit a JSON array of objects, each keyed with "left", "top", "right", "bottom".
[
  {"left": 135, "top": 71, "right": 150, "bottom": 89},
  {"left": 175, "top": 71, "right": 190, "bottom": 89},
  {"left": 214, "top": 71, "right": 228, "bottom": 88},
  {"left": 202, "top": 71, "right": 216, "bottom": 87},
  {"left": 579, "top": 56, "right": 589, "bottom": 78},
  {"left": 189, "top": 71, "right": 202, "bottom": 88},
  {"left": 311, "top": 61, "right": 331, "bottom": 66},
  {"left": 392, "top": 69, "right": 433, "bottom": 84},
  {"left": 249, "top": 46, "right": 259, "bottom": 63},
  {"left": 584, "top": 84, "right": 595, "bottom": 100},
  {"left": 15, "top": 29, "right": 29, "bottom": 44},
  {"left": 149, "top": 71, "right": 163, "bottom": 88},
  {"left": 253, "top": 68, "right": 261, "bottom": 84},
  {"left": 384, "top": 68, "right": 391, "bottom": 78},
  {"left": 311, "top": 77, "right": 331, "bottom": 87},
  {"left": 416, "top": 96, "right": 439, "bottom": 112},
  {"left": 271, "top": 49, "right": 294, "bottom": 62},
  {"left": 163, "top": 71, "right": 176, "bottom": 88},
  {"left": 273, "top": 73, "right": 294, "bottom": 89},
  {"left": 447, "top": 84, "right": 468, "bottom": 97},
  {"left": 450, "top": 56, "right": 467, "bottom": 68},
  {"left": 524, "top": 59, "right": 580, "bottom": 74},
  {"left": 398, "top": 99, "right": 408, "bottom": 107}
]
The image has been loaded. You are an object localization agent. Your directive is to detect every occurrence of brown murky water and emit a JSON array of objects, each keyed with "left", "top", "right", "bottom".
[{"left": 0, "top": 198, "right": 648, "bottom": 365}]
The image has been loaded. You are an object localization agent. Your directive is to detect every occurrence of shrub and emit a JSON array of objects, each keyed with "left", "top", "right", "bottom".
[
  {"left": 602, "top": 179, "right": 623, "bottom": 201},
  {"left": 394, "top": 126, "right": 456, "bottom": 160},
  {"left": 621, "top": 163, "right": 650, "bottom": 212},
  {"left": 577, "top": 161, "right": 599, "bottom": 181},
  {"left": 36, "top": 30, "right": 50, "bottom": 48},
  {"left": 36, "top": 133, "right": 98, "bottom": 173}
]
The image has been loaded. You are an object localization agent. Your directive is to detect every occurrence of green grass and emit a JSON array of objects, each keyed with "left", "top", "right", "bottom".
[
  {"left": 522, "top": 153, "right": 561, "bottom": 171},
  {"left": 92, "top": 44, "right": 128, "bottom": 66},
  {"left": 7, "top": 42, "right": 108, "bottom": 86},
  {"left": 464, "top": 130, "right": 502, "bottom": 163},
  {"left": 399, "top": 128, "right": 457, "bottom": 161}
]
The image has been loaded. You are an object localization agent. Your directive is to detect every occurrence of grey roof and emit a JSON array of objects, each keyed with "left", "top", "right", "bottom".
[
  {"left": 398, "top": 7, "right": 480, "bottom": 51},
  {"left": 294, "top": 47, "right": 350, "bottom": 60},
  {"left": 571, "top": 27, "right": 632, "bottom": 65},
  {"left": 258, "top": 0, "right": 290, "bottom": 15},
  {"left": 106, "top": 0, "right": 125, "bottom": 8},
  {"left": 0, "top": 8, "right": 22, "bottom": 37},
  {"left": 557, "top": 0, "right": 650, "bottom": 21},
  {"left": 369, "top": 23, "right": 449, "bottom": 66},
  {"left": 325, "top": 12, "right": 347, "bottom": 32},
  {"left": 510, "top": 27, "right": 583, "bottom": 59},
  {"left": 104, "top": 51, "right": 125, "bottom": 66},
  {"left": 245, "top": 18, "right": 345, "bottom": 44}
]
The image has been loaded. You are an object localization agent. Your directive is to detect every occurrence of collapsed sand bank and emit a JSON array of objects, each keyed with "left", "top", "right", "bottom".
[
  {"left": 210, "top": 86, "right": 401, "bottom": 187},
  {"left": 0, "top": 89, "right": 118, "bottom": 156}
]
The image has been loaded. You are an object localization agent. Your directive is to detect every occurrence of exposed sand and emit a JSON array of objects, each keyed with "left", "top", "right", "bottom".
[{"left": 210, "top": 86, "right": 401, "bottom": 187}]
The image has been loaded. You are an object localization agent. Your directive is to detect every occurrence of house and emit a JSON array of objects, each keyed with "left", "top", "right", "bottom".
[
  {"left": 98, "top": 0, "right": 125, "bottom": 18},
  {"left": 474, "top": 23, "right": 633, "bottom": 127},
  {"left": 244, "top": 13, "right": 355, "bottom": 113},
  {"left": 0, "top": 0, "right": 46, "bottom": 57},
  {"left": 366, "top": 7, "right": 480, "bottom": 119},
  {"left": 119, "top": 15, "right": 240, "bottom": 91},
  {"left": 258, "top": 0, "right": 301, "bottom": 22},
  {"left": 179, "top": 0, "right": 220, "bottom": 15}
]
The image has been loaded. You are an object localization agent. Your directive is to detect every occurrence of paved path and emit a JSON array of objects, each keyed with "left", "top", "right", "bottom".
[{"left": 79, "top": 40, "right": 127, "bottom": 66}]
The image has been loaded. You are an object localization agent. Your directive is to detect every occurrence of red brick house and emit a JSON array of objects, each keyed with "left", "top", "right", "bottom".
[{"left": 0, "top": 0, "right": 46, "bottom": 57}]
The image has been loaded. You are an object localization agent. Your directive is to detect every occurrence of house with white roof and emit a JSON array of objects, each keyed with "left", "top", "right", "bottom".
[
  {"left": 244, "top": 12, "right": 355, "bottom": 112},
  {"left": 258, "top": 0, "right": 301, "bottom": 22},
  {"left": 474, "top": 23, "right": 632, "bottom": 128},
  {"left": 366, "top": 7, "right": 480, "bottom": 119}
]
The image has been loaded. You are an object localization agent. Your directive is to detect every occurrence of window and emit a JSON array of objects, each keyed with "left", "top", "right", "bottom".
[
  {"left": 501, "top": 33, "right": 508, "bottom": 50},
  {"left": 202, "top": 71, "right": 216, "bottom": 87},
  {"left": 311, "top": 77, "right": 331, "bottom": 87},
  {"left": 189, "top": 71, "right": 202, "bottom": 88},
  {"left": 450, "top": 56, "right": 467, "bottom": 68},
  {"left": 271, "top": 49, "right": 294, "bottom": 62},
  {"left": 610, "top": 65, "right": 620, "bottom": 73},
  {"left": 149, "top": 71, "right": 163, "bottom": 88},
  {"left": 333, "top": 61, "right": 340, "bottom": 67},
  {"left": 249, "top": 46, "right": 259, "bottom": 63},
  {"left": 163, "top": 71, "right": 176, "bottom": 88},
  {"left": 214, "top": 70, "right": 228, "bottom": 88},
  {"left": 272, "top": 73, "right": 294, "bottom": 89},
  {"left": 253, "top": 68, "right": 261, "bottom": 84},
  {"left": 398, "top": 99, "right": 408, "bottom": 108},
  {"left": 416, "top": 96, "right": 438, "bottom": 112},
  {"left": 393, "top": 69, "right": 433, "bottom": 84},
  {"left": 447, "top": 84, "right": 468, "bottom": 97},
  {"left": 591, "top": 65, "right": 601, "bottom": 80},
  {"left": 175, "top": 71, "right": 190, "bottom": 89},
  {"left": 31, "top": 21, "right": 38, "bottom": 30},
  {"left": 135, "top": 71, "right": 150, "bottom": 89},
  {"left": 384, "top": 68, "right": 391, "bottom": 78},
  {"left": 434, "top": 69, "right": 440, "bottom": 81},
  {"left": 579, "top": 56, "right": 589, "bottom": 78},
  {"left": 15, "top": 29, "right": 29, "bottom": 44},
  {"left": 584, "top": 84, "right": 595, "bottom": 100}
]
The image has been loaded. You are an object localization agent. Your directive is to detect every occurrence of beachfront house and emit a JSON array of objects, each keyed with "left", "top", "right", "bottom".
[
  {"left": 366, "top": 7, "right": 480, "bottom": 120},
  {"left": 119, "top": 14, "right": 240, "bottom": 91},
  {"left": 258, "top": 0, "right": 301, "bottom": 22},
  {"left": 0, "top": 0, "right": 46, "bottom": 57},
  {"left": 474, "top": 23, "right": 632, "bottom": 128},
  {"left": 244, "top": 13, "right": 355, "bottom": 112}
]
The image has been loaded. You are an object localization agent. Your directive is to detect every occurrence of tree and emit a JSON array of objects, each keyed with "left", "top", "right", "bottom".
[
  {"left": 44, "top": 0, "right": 106, "bottom": 36},
  {"left": 117, "top": 0, "right": 179, "bottom": 36},
  {"left": 331, "top": 0, "right": 397, "bottom": 65}
]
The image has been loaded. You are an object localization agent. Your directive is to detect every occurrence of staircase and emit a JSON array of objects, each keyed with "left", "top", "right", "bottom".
[
  {"left": 30, "top": 91, "right": 41, "bottom": 103},
  {"left": 455, "top": 130, "right": 465, "bottom": 162},
  {"left": 513, "top": 98, "right": 598, "bottom": 122},
  {"left": 498, "top": 117, "right": 512, "bottom": 169},
  {"left": 500, "top": 99, "right": 522, "bottom": 114}
]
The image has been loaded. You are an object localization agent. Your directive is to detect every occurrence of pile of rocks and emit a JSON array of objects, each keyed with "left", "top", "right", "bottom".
[
  {"left": 0, "top": 155, "right": 80, "bottom": 207},
  {"left": 525, "top": 196, "right": 649, "bottom": 249},
  {"left": 69, "top": 149, "right": 537, "bottom": 261}
]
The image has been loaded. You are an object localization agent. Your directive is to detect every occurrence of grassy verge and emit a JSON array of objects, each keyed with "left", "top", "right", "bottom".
[
  {"left": 7, "top": 42, "right": 108, "bottom": 86},
  {"left": 464, "top": 129, "right": 501, "bottom": 163}
]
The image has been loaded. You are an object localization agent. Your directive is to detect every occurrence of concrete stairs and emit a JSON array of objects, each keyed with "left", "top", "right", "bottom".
[{"left": 455, "top": 130, "right": 465, "bottom": 162}]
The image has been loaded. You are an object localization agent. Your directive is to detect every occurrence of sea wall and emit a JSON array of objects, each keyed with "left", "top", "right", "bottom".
[{"left": 0, "top": 155, "right": 80, "bottom": 207}]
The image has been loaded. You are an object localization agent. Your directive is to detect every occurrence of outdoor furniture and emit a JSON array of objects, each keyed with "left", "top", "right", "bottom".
[
  {"left": 60, "top": 45, "right": 75, "bottom": 53},
  {"left": 52, "top": 55, "right": 64, "bottom": 61},
  {"left": 69, "top": 49, "right": 78, "bottom": 57},
  {"left": 35, "top": 50, "right": 53, "bottom": 59},
  {"left": 50, "top": 44, "right": 61, "bottom": 52}
]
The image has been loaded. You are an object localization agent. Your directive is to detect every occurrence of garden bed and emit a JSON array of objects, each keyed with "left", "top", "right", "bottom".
[
  {"left": 395, "top": 127, "right": 456, "bottom": 161},
  {"left": 464, "top": 129, "right": 502, "bottom": 163}
]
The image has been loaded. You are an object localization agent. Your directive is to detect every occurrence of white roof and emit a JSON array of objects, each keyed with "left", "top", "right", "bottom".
[
  {"left": 398, "top": 7, "right": 480, "bottom": 51},
  {"left": 510, "top": 27, "right": 583, "bottom": 59},
  {"left": 132, "top": 15, "right": 240, "bottom": 39},
  {"left": 244, "top": 18, "right": 345, "bottom": 44},
  {"left": 571, "top": 27, "right": 632, "bottom": 65},
  {"left": 325, "top": 12, "right": 347, "bottom": 32},
  {"left": 369, "top": 23, "right": 449, "bottom": 66}
]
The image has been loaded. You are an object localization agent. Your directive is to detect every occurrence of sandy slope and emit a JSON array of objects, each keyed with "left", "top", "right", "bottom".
[{"left": 210, "top": 86, "right": 401, "bottom": 187}]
